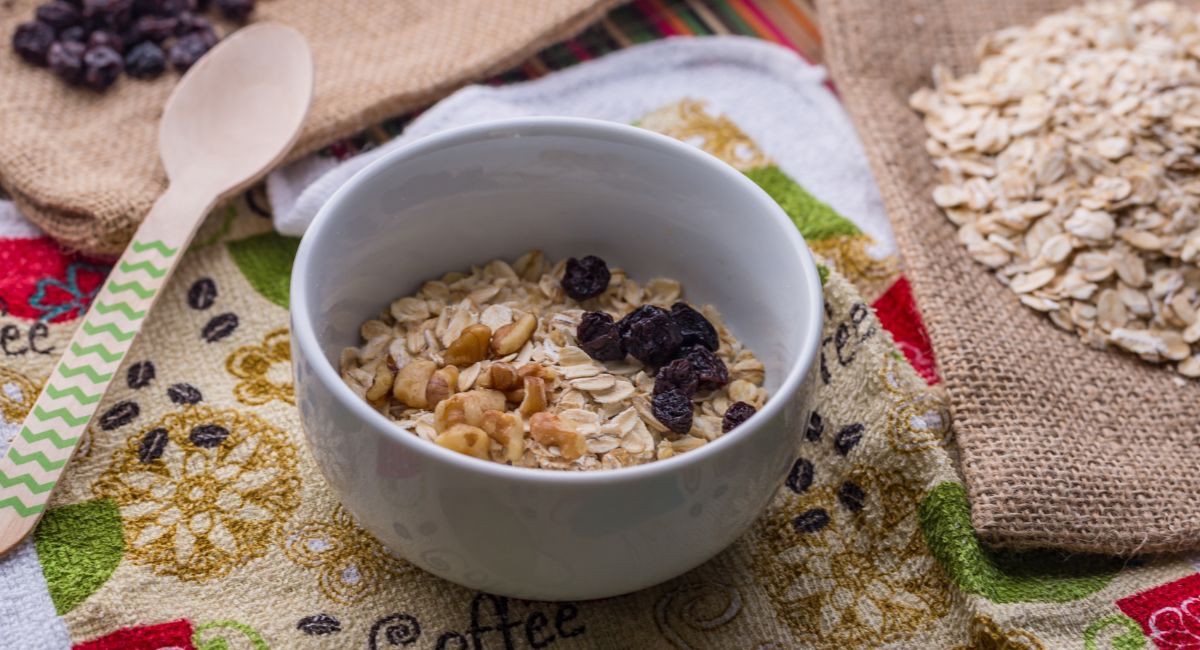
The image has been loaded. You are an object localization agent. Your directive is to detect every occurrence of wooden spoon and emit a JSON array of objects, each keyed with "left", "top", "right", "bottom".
[{"left": 0, "top": 23, "right": 313, "bottom": 555}]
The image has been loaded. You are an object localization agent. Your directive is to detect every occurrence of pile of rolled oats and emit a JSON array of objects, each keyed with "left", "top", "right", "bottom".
[
  {"left": 910, "top": 0, "right": 1200, "bottom": 378},
  {"left": 339, "top": 251, "right": 767, "bottom": 470}
]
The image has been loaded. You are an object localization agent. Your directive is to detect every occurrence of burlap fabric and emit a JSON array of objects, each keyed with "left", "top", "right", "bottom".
[
  {"left": 820, "top": 0, "right": 1200, "bottom": 556},
  {"left": 0, "top": 0, "right": 620, "bottom": 256}
]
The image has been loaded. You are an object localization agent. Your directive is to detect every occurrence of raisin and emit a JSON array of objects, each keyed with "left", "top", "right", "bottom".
[
  {"left": 82, "top": 45, "right": 122, "bottom": 89},
  {"left": 561, "top": 255, "right": 611, "bottom": 301},
  {"left": 134, "top": 14, "right": 176, "bottom": 41},
  {"left": 87, "top": 29, "right": 123, "bottom": 53},
  {"left": 12, "top": 21, "right": 56, "bottom": 65},
  {"left": 576, "top": 311, "right": 624, "bottom": 361},
  {"left": 36, "top": 2, "right": 82, "bottom": 31},
  {"left": 681, "top": 344, "right": 728, "bottom": 391},
  {"left": 132, "top": 0, "right": 166, "bottom": 13},
  {"left": 654, "top": 358, "right": 697, "bottom": 398},
  {"left": 670, "top": 302, "right": 719, "bottom": 351},
  {"left": 721, "top": 401, "right": 757, "bottom": 432},
  {"left": 48, "top": 40, "right": 85, "bottom": 83},
  {"left": 175, "top": 11, "right": 211, "bottom": 35},
  {"left": 651, "top": 388, "right": 693, "bottom": 435},
  {"left": 161, "top": 0, "right": 195, "bottom": 13},
  {"left": 619, "top": 305, "right": 681, "bottom": 366},
  {"left": 168, "top": 30, "right": 209, "bottom": 70},
  {"left": 216, "top": 0, "right": 254, "bottom": 22},
  {"left": 83, "top": 0, "right": 133, "bottom": 30},
  {"left": 124, "top": 40, "right": 164, "bottom": 77},
  {"left": 59, "top": 25, "right": 86, "bottom": 42}
]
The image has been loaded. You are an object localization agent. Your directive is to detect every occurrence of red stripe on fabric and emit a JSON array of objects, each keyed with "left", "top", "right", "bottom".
[
  {"left": 871, "top": 276, "right": 940, "bottom": 385},
  {"left": 633, "top": 0, "right": 681, "bottom": 36},
  {"left": 740, "top": 0, "right": 800, "bottom": 51}
]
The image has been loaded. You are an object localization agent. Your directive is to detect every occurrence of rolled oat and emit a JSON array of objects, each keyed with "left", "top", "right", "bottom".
[{"left": 911, "top": 0, "right": 1200, "bottom": 378}]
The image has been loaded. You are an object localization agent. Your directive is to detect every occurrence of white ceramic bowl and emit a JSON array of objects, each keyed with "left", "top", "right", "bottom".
[{"left": 290, "top": 117, "right": 823, "bottom": 600}]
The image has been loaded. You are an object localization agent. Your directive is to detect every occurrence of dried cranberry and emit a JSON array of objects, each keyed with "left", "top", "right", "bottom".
[
  {"left": 652, "top": 389, "right": 693, "bottom": 435},
  {"left": 36, "top": 2, "right": 82, "bottom": 31},
  {"left": 619, "top": 305, "right": 681, "bottom": 366},
  {"left": 88, "top": 29, "right": 123, "bottom": 53},
  {"left": 168, "top": 31, "right": 209, "bottom": 70},
  {"left": 59, "top": 25, "right": 86, "bottom": 42},
  {"left": 134, "top": 14, "right": 176, "bottom": 41},
  {"left": 48, "top": 40, "right": 85, "bottom": 83},
  {"left": 124, "top": 40, "right": 164, "bottom": 77},
  {"left": 216, "top": 0, "right": 254, "bottom": 22},
  {"left": 82, "top": 44, "right": 122, "bottom": 89},
  {"left": 577, "top": 311, "right": 625, "bottom": 362},
  {"left": 654, "top": 358, "right": 698, "bottom": 398},
  {"left": 671, "top": 302, "right": 719, "bottom": 351},
  {"left": 722, "top": 401, "right": 757, "bottom": 432},
  {"left": 12, "top": 21, "right": 56, "bottom": 65},
  {"left": 561, "top": 255, "right": 611, "bottom": 301},
  {"left": 681, "top": 344, "right": 728, "bottom": 391}
]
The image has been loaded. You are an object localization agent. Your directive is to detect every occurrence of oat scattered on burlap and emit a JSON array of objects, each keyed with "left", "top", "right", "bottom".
[
  {"left": 822, "top": 0, "right": 1200, "bottom": 554},
  {"left": 0, "top": 0, "right": 620, "bottom": 256}
]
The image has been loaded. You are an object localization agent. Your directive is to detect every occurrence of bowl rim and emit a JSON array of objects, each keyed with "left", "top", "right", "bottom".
[{"left": 291, "top": 116, "right": 824, "bottom": 485}]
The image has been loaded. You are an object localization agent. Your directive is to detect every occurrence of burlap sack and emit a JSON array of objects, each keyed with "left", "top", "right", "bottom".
[
  {"left": 0, "top": 0, "right": 620, "bottom": 256},
  {"left": 821, "top": 0, "right": 1200, "bottom": 555}
]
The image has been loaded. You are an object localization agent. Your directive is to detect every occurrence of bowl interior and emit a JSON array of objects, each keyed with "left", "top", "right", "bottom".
[{"left": 298, "top": 119, "right": 820, "bottom": 431}]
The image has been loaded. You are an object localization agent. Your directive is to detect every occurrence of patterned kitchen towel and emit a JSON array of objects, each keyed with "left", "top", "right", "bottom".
[{"left": 0, "top": 35, "right": 1196, "bottom": 650}]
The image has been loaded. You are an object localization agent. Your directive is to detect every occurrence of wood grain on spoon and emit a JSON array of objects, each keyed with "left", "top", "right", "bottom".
[{"left": 0, "top": 22, "right": 313, "bottom": 556}]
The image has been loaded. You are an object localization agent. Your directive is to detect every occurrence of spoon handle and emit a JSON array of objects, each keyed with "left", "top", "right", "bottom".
[{"left": 0, "top": 189, "right": 208, "bottom": 554}]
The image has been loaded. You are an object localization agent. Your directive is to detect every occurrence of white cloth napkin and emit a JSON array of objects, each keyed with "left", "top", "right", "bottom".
[{"left": 266, "top": 36, "right": 894, "bottom": 256}]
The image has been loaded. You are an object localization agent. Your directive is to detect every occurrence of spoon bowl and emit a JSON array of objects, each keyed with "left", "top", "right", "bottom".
[{"left": 159, "top": 23, "right": 313, "bottom": 195}]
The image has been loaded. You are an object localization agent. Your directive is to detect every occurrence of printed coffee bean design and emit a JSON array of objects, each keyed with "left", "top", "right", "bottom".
[
  {"left": 792, "top": 508, "right": 830, "bottom": 533},
  {"left": 834, "top": 423, "right": 865, "bottom": 456},
  {"left": 187, "top": 278, "right": 218, "bottom": 310},
  {"left": 297, "top": 614, "right": 341, "bottom": 636},
  {"left": 126, "top": 361, "right": 156, "bottom": 389},
  {"left": 138, "top": 427, "right": 169, "bottom": 463},
  {"left": 786, "top": 458, "right": 814, "bottom": 494},
  {"left": 99, "top": 400, "right": 140, "bottom": 431},
  {"left": 202, "top": 313, "right": 239, "bottom": 343},
  {"left": 167, "top": 383, "right": 203, "bottom": 405},
  {"left": 838, "top": 481, "right": 866, "bottom": 511},
  {"left": 189, "top": 423, "right": 229, "bottom": 448}
]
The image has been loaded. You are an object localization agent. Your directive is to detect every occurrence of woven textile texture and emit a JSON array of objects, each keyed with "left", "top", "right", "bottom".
[{"left": 821, "top": 0, "right": 1200, "bottom": 555}]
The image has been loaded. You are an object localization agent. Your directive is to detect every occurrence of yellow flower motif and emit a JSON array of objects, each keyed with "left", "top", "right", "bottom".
[
  {"left": 226, "top": 328, "right": 294, "bottom": 406},
  {"left": 93, "top": 406, "right": 300, "bottom": 581},
  {"left": 639, "top": 99, "right": 769, "bottom": 171},
  {"left": 953, "top": 614, "right": 1045, "bottom": 650},
  {"left": 283, "top": 505, "right": 415, "bottom": 605},
  {"left": 0, "top": 367, "right": 38, "bottom": 437},
  {"left": 752, "top": 469, "right": 952, "bottom": 648}
]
